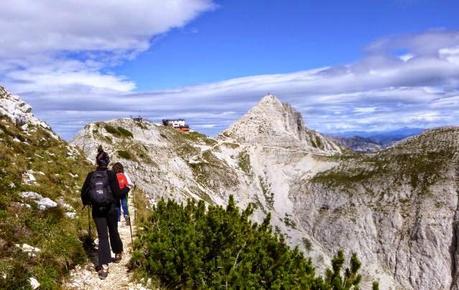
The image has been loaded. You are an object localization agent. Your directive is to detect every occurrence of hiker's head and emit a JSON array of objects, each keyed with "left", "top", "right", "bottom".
[
  {"left": 96, "top": 151, "right": 110, "bottom": 168},
  {"left": 97, "top": 145, "right": 104, "bottom": 153},
  {"left": 112, "top": 162, "right": 124, "bottom": 173}
]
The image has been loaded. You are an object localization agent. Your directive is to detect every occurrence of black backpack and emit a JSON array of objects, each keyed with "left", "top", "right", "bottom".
[{"left": 89, "top": 171, "right": 113, "bottom": 207}]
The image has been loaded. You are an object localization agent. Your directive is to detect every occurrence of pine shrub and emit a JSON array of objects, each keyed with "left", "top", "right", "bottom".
[{"left": 131, "top": 196, "right": 370, "bottom": 289}]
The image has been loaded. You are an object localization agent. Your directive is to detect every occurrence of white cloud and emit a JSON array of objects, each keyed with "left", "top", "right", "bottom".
[
  {"left": 400, "top": 54, "right": 414, "bottom": 62},
  {"left": 1, "top": 11, "right": 459, "bottom": 140},
  {"left": 0, "top": 0, "right": 215, "bottom": 138},
  {"left": 353, "top": 107, "right": 377, "bottom": 114},
  {"left": 0, "top": 0, "right": 214, "bottom": 57}
]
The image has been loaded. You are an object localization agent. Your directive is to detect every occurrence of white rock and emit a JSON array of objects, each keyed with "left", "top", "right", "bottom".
[
  {"left": 37, "top": 198, "right": 58, "bottom": 210},
  {"left": 0, "top": 86, "right": 51, "bottom": 131},
  {"left": 22, "top": 171, "right": 36, "bottom": 184},
  {"left": 21, "top": 191, "right": 58, "bottom": 210},
  {"left": 65, "top": 212, "right": 77, "bottom": 219},
  {"left": 16, "top": 244, "right": 41, "bottom": 257},
  {"left": 20, "top": 191, "right": 43, "bottom": 200},
  {"left": 29, "top": 277, "right": 40, "bottom": 289}
]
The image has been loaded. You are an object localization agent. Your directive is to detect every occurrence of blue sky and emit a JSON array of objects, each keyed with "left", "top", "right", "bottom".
[
  {"left": 117, "top": 0, "right": 459, "bottom": 91},
  {"left": 0, "top": 0, "right": 459, "bottom": 139}
]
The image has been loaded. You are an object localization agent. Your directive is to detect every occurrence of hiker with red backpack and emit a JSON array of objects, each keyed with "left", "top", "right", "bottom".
[
  {"left": 81, "top": 146, "right": 128, "bottom": 280},
  {"left": 112, "top": 162, "right": 134, "bottom": 226}
]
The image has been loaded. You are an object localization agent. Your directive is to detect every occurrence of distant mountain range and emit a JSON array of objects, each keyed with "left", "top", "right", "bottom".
[{"left": 329, "top": 128, "right": 426, "bottom": 152}]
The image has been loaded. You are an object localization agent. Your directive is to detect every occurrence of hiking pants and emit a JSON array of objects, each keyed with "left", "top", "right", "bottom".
[
  {"left": 117, "top": 196, "right": 129, "bottom": 221},
  {"left": 93, "top": 204, "right": 123, "bottom": 266}
]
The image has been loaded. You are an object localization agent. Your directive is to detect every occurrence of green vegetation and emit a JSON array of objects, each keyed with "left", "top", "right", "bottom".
[
  {"left": 259, "top": 176, "right": 274, "bottom": 208},
  {"left": 302, "top": 237, "right": 313, "bottom": 251},
  {"left": 134, "top": 120, "right": 149, "bottom": 130},
  {"left": 310, "top": 134, "right": 324, "bottom": 150},
  {"left": 0, "top": 116, "right": 92, "bottom": 289},
  {"left": 117, "top": 126, "right": 134, "bottom": 138},
  {"left": 222, "top": 142, "right": 240, "bottom": 149},
  {"left": 117, "top": 150, "right": 133, "bottom": 160},
  {"left": 311, "top": 148, "right": 454, "bottom": 193},
  {"left": 104, "top": 124, "right": 133, "bottom": 138},
  {"left": 182, "top": 131, "right": 217, "bottom": 146},
  {"left": 238, "top": 151, "right": 251, "bottom": 174},
  {"left": 284, "top": 213, "right": 297, "bottom": 229},
  {"left": 190, "top": 151, "right": 238, "bottom": 190},
  {"left": 130, "top": 196, "right": 371, "bottom": 289}
]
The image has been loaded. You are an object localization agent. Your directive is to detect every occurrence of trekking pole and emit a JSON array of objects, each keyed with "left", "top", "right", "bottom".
[
  {"left": 129, "top": 217, "right": 133, "bottom": 245},
  {"left": 129, "top": 185, "right": 135, "bottom": 245},
  {"left": 133, "top": 184, "right": 136, "bottom": 222}
]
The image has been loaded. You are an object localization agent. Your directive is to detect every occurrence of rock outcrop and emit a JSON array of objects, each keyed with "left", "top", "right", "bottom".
[{"left": 0, "top": 86, "right": 56, "bottom": 136}]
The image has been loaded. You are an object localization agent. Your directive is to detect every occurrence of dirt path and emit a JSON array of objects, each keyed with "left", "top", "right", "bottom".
[{"left": 65, "top": 192, "right": 144, "bottom": 290}]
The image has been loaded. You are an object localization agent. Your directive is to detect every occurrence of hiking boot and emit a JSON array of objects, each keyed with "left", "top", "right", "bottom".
[
  {"left": 125, "top": 216, "right": 130, "bottom": 226},
  {"left": 98, "top": 264, "right": 109, "bottom": 280},
  {"left": 114, "top": 253, "right": 122, "bottom": 263}
]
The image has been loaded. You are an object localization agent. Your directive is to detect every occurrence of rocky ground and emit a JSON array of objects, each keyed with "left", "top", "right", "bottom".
[{"left": 64, "top": 192, "right": 146, "bottom": 290}]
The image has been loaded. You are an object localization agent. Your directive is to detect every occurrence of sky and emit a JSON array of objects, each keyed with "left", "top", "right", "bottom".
[{"left": 0, "top": 0, "right": 459, "bottom": 140}]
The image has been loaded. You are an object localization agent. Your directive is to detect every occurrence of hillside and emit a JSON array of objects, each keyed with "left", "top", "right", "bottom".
[
  {"left": 73, "top": 94, "right": 459, "bottom": 289},
  {"left": 0, "top": 86, "right": 92, "bottom": 289}
]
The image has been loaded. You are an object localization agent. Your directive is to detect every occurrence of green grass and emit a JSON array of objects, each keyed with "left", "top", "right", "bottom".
[
  {"left": 117, "top": 150, "right": 133, "bottom": 160},
  {"left": 311, "top": 147, "right": 453, "bottom": 194},
  {"left": 189, "top": 151, "right": 239, "bottom": 191},
  {"left": 104, "top": 124, "right": 133, "bottom": 138},
  {"left": 238, "top": 151, "right": 251, "bottom": 174},
  {"left": 0, "top": 116, "right": 93, "bottom": 289}
]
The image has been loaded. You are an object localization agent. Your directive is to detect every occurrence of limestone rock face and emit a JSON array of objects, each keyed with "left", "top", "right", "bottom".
[
  {"left": 0, "top": 85, "right": 59, "bottom": 139},
  {"left": 0, "top": 86, "right": 48, "bottom": 129},
  {"left": 222, "top": 95, "right": 342, "bottom": 153},
  {"left": 72, "top": 95, "right": 459, "bottom": 290}
]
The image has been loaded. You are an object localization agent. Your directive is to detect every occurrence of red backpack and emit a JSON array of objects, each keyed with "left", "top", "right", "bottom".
[{"left": 116, "top": 172, "right": 128, "bottom": 190}]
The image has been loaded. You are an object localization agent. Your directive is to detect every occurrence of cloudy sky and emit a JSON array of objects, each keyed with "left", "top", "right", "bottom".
[{"left": 1, "top": 0, "right": 459, "bottom": 139}]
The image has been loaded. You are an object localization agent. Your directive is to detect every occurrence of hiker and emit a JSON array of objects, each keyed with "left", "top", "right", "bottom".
[
  {"left": 112, "top": 162, "right": 134, "bottom": 225},
  {"left": 81, "top": 148, "right": 128, "bottom": 280}
]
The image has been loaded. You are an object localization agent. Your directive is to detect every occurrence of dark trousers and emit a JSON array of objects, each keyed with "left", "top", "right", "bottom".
[{"left": 92, "top": 204, "right": 123, "bottom": 266}]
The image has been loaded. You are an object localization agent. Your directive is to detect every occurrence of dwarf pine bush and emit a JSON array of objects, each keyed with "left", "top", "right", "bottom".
[{"left": 130, "top": 196, "right": 371, "bottom": 289}]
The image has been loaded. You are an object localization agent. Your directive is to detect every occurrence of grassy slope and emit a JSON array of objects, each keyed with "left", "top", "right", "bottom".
[
  {"left": 311, "top": 128, "right": 459, "bottom": 194},
  {"left": 0, "top": 116, "right": 92, "bottom": 289}
]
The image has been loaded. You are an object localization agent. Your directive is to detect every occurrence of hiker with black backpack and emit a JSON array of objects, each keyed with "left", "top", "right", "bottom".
[{"left": 81, "top": 146, "right": 128, "bottom": 280}]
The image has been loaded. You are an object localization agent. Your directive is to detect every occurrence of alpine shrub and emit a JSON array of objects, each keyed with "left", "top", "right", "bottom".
[{"left": 131, "top": 196, "right": 371, "bottom": 289}]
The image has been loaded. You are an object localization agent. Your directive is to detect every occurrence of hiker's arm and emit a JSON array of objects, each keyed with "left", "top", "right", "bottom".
[
  {"left": 125, "top": 173, "right": 134, "bottom": 189},
  {"left": 81, "top": 172, "right": 92, "bottom": 205}
]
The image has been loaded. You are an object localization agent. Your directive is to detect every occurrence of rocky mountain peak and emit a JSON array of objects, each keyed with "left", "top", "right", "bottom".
[
  {"left": 222, "top": 94, "right": 305, "bottom": 142},
  {"left": 257, "top": 93, "right": 283, "bottom": 106},
  {"left": 221, "top": 94, "right": 341, "bottom": 153}
]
